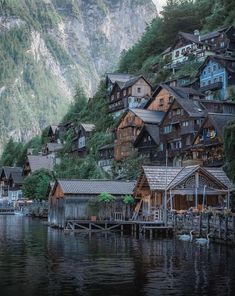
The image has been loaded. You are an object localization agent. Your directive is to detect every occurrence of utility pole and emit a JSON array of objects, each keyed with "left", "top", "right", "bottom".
[{"left": 164, "top": 149, "right": 168, "bottom": 226}]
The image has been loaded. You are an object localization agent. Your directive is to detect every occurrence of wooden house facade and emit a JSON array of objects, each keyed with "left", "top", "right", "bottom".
[
  {"left": 114, "top": 108, "right": 165, "bottom": 161},
  {"left": 134, "top": 165, "right": 233, "bottom": 221},
  {"left": 98, "top": 144, "right": 114, "bottom": 173},
  {"left": 197, "top": 55, "right": 235, "bottom": 100},
  {"left": 159, "top": 95, "right": 207, "bottom": 166},
  {"left": 47, "top": 125, "right": 59, "bottom": 143},
  {"left": 0, "top": 167, "right": 23, "bottom": 201},
  {"left": 71, "top": 123, "right": 95, "bottom": 157},
  {"left": 48, "top": 180, "right": 135, "bottom": 228},
  {"left": 134, "top": 124, "right": 162, "bottom": 165},
  {"left": 187, "top": 113, "right": 235, "bottom": 167},
  {"left": 108, "top": 76, "right": 152, "bottom": 118}
]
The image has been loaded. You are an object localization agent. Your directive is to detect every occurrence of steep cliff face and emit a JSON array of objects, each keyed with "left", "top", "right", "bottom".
[{"left": 0, "top": 0, "right": 157, "bottom": 148}]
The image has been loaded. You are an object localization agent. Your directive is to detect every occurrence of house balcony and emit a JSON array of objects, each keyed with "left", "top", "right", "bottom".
[{"left": 200, "top": 81, "right": 223, "bottom": 92}]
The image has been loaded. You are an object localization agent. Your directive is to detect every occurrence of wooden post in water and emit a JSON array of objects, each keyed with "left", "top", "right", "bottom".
[
  {"left": 207, "top": 214, "right": 210, "bottom": 235},
  {"left": 199, "top": 213, "right": 202, "bottom": 236},
  {"left": 224, "top": 216, "right": 228, "bottom": 240},
  {"left": 233, "top": 216, "right": 235, "bottom": 242}
]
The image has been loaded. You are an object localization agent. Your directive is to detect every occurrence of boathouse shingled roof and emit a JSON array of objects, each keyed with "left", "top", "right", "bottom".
[
  {"left": 27, "top": 155, "right": 55, "bottom": 172},
  {"left": 1, "top": 166, "right": 22, "bottom": 179},
  {"left": 57, "top": 180, "right": 135, "bottom": 196},
  {"left": 141, "top": 165, "right": 233, "bottom": 191}
]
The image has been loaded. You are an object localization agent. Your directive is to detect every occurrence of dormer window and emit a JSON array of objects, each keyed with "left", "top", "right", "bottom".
[{"left": 117, "top": 92, "right": 120, "bottom": 99}]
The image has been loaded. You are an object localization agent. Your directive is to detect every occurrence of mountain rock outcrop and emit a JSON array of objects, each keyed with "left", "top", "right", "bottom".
[{"left": 0, "top": 0, "right": 157, "bottom": 148}]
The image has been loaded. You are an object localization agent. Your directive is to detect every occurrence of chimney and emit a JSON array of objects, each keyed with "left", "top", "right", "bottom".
[{"left": 194, "top": 29, "right": 200, "bottom": 41}]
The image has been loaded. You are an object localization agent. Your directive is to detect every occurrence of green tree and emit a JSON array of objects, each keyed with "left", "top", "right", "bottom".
[
  {"left": 22, "top": 169, "right": 53, "bottom": 200},
  {"left": 224, "top": 121, "right": 235, "bottom": 183}
]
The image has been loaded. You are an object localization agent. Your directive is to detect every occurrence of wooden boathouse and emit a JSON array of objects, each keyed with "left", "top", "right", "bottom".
[
  {"left": 134, "top": 165, "right": 234, "bottom": 221},
  {"left": 48, "top": 179, "right": 135, "bottom": 228}
]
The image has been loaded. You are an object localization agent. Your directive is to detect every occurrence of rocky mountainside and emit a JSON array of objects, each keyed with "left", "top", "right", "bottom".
[{"left": 0, "top": 0, "right": 157, "bottom": 148}]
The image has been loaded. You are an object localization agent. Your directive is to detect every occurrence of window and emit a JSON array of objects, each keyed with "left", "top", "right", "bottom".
[
  {"left": 220, "top": 42, "right": 225, "bottom": 48},
  {"left": 182, "top": 121, "right": 189, "bottom": 127},
  {"left": 186, "top": 136, "right": 191, "bottom": 146},
  {"left": 175, "top": 141, "right": 182, "bottom": 149},
  {"left": 219, "top": 76, "right": 223, "bottom": 82},
  {"left": 208, "top": 80, "right": 211, "bottom": 85},
  {"left": 168, "top": 111, "right": 172, "bottom": 118},
  {"left": 159, "top": 98, "right": 164, "bottom": 106},
  {"left": 203, "top": 70, "right": 206, "bottom": 75},
  {"left": 169, "top": 96, "right": 174, "bottom": 104},
  {"left": 111, "top": 95, "right": 114, "bottom": 101},
  {"left": 123, "top": 90, "right": 126, "bottom": 96},
  {"left": 208, "top": 66, "right": 211, "bottom": 73},
  {"left": 176, "top": 109, "right": 181, "bottom": 115},
  {"left": 137, "top": 87, "right": 141, "bottom": 93},
  {"left": 158, "top": 143, "right": 163, "bottom": 151},
  {"left": 213, "top": 65, "right": 216, "bottom": 72},
  {"left": 211, "top": 38, "right": 214, "bottom": 43},
  {"left": 181, "top": 109, "right": 184, "bottom": 116},
  {"left": 214, "top": 78, "right": 217, "bottom": 83},
  {"left": 117, "top": 92, "right": 120, "bottom": 99},
  {"left": 175, "top": 50, "right": 179, "bottom": 57},
  {"left": 164, "top": 125, "right": 172, "bottom": 134}
]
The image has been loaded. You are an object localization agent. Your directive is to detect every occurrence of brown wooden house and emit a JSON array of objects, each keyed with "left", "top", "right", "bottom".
[
  {"left": 159, "top": 93, "right": 207, "bottom": 166},
  {"left": 0, "top": 167, "right": 23, "bottom": 200},
  {"left": 133, "top": 124, "right": 162, "bottom": 165},
  {"left": 134, "top": 165, "right": 233, "bottom": 221},
  {"left": 49, "top": 179, "right": 135, "bottom": 228},
  {"left": 114, "top": 108, "right": 165, "bottom": 161},
  {"left": 108, "top": 76, "right": 152, "bottom": 118},
  {"left": 146, "top": 84, "right": 204, "bottom": 113},
  {"left": 71, "top": 123, "right": 95, "bottom": 157},
  {"left": 187, "top": 113, "right": 235, "bottom": 167},
  {"left": 47, "top": 125, "right": 59, "bottom": 143},
  {"left": 98, "top": 144, "right": 114, "bottom": 173}
]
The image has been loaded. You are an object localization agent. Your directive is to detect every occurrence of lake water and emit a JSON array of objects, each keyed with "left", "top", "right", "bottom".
[{"left": 0, "top": 215, "right": 234, "bottom": 296}]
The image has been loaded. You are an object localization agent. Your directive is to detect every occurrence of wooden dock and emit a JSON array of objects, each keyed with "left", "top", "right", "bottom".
[
  {"left": 0, "top": 208, "right": 15, "bottom": 215},
  {"left": 64, "top": 219, "right": 173, "bottom": 238}
]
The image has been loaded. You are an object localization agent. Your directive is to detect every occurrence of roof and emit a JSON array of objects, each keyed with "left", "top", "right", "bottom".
[
  {"left": 129, "top": 109, "right": 165, "bottom": 124},
  {"left": 56, "top": 180, "right": 135, "bottom": 196},
  {"left": 134, "top": 124, "right": 160, "bottom": 147},
  {"left": 9, "top": 171, "right": 24, "bottom": 185},
  {"left": 47, "top": 143, "right": 63, "bottom": 152},
  {"left": 200, "top": 26, "right": 232, "bottom": 41},
  {"left": 50, "top": 125, "right": 58, "bottom": 134},
  {"left": 106, "top": 73, "right": 135, "bottom": 84},
  {"left": 140, "top": 165, "right": 233, "bottom": 191},
  {"left": 80, "top": 123, "right": 95, "bottom": 132},
  {"left": 27, "top": 155, "right": 55, "bottom": 172},
  {"left": 1, "top": 166, "right": 22, "bottom": 179}
]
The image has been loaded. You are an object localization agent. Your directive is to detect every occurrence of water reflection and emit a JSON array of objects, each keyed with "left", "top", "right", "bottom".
[{"left": 0, "top": 215, "right": 234, "bottom": 296}]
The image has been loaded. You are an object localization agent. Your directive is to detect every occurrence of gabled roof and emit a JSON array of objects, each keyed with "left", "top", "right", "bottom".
[
  {"left": 9, "top": 171, "right": 24, "bottom": 185},
  {"left": 80, "top": 123, "right": 95, "bottom": 132},
  {"left": 192, "top": 113, "right": 235, "bottom": 144},
  {"left": 54, "top": 179, "right": 135, "bottom": 196},
  {"left": 27, "top": 155, "right": 55, "bottom": 172},
  {"left": 196, "top": 55, "right": 235, "bottom": 77},
  {"left": 106, "top": 73, "right": 135, "bottom": 84},
  {"left": 170, "top": 31, "right": 202, "bottom": 51},
  {"left": 111, "top": 75, "right": 152, "bottom": 95},
  {"left": 134, "top": 124, "right": 160, "bottom": 147},
  {"left": 50, "top": 125, "right": 58, "bottom": 134},
  {"left": 200, "top": 26, "right": 234, "bottom": 41},
  {"left": 116, "top": 108, "right": 165, "bottom": 128},
  {"left": 138, "top": 165, "right": 233, "bottom": 191},
  {"left": 1, "top": 166, "right": 22, "bottom": 179}
]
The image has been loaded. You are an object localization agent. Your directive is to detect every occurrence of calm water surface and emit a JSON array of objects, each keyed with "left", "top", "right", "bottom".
[{"left": 0, "top": 215, "right": 234, "bottom": 296}]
